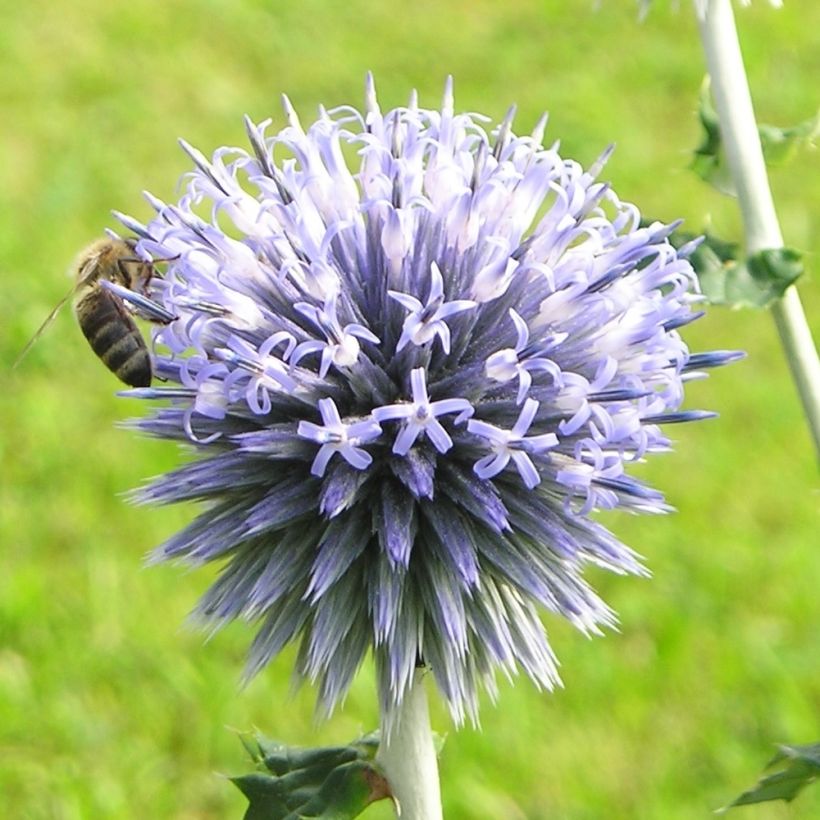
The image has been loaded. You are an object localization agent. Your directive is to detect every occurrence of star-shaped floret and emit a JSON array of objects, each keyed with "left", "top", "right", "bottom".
[
  {"left": 373, "top": 368, "right": 473, "bottom": 454},
  {"left": 388, "top": 262, "right": 476, "bottom": 354},
  {"left": 467, "top": 399, "right": 558, "bottom": 488},
  {"left": 297, "top": 398, "right": 382, "bottom": 477},
  {"left": 291, "top": 292, "right": 380, "bottom": 377},
  {"left": 485, "top": 309, "right": 565, "bottom": 403},
  {"left": 214, "top": 331, "right": 297, "bottom": 413}
]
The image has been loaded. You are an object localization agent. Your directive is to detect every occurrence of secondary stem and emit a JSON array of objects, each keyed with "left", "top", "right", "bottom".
[
  {"left": 696, "top": 0, "right": 820, "bottom": 459},
  {"left": 376, "top": 668, "right": 443, "bottom": 820},
  {"left": 770, "top": 291, "right": 820, "bottom": 459}
]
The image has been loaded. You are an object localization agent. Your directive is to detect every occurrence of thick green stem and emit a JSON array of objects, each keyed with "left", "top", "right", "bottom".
[
  {"left": 376, "top": 669, "right": 443, "bottom": 820},
  {"left": 769, "top": 291, "right": 820, "bottom": 458},
  {"left": 696, "top": 0, "right": 820, "bottom": 459}
]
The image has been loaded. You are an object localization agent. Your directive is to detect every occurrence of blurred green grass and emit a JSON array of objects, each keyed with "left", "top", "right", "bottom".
[{"left": 1, "top": 1, "right": 818, "bottom": 817}]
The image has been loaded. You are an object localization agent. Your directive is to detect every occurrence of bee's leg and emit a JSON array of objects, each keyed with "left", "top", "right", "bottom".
[
  {"left": 101, "top": 280, "right": 177, "bottom": 324},
  {"left": 118, "top": 254, "right": 180, "bottom": 292}
]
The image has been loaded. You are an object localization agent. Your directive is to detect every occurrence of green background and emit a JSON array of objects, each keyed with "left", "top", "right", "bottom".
[{"left": 1, "top": 1, "right": 818, "bottom": 817}]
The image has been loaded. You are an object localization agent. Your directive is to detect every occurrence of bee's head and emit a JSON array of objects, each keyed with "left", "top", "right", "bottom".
[{"left": 117, "top": 239, "right": 154, "bottom": 292}]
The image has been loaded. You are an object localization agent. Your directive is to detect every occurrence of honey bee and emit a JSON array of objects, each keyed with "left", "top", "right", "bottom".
[{"left": 15, "top": 237, "right": 169, "bottom": 387}]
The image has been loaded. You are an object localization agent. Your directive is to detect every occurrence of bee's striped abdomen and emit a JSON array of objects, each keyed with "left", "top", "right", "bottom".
[{"left": 74, "top": 288, "right": 151, "bottom": 387}]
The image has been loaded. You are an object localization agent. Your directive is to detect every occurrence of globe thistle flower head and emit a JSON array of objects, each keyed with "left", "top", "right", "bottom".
[{"left": 118, "top": 75, "right": 738, "bottom": 725}]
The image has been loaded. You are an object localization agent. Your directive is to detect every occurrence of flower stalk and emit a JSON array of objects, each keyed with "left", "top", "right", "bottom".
[
  {"left": 376, "top": 669, "right": 443, "bottom": 820},
  {"left": 695, "top": 0, "right": 820, "bottom": 458}
]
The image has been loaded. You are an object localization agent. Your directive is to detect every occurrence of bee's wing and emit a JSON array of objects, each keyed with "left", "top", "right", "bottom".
[
  {"left": 12, "top": 284, "right": 78, "bottom": 369},
  {"left": 13, "top": 248, "right": 106, "bottom": 370}
]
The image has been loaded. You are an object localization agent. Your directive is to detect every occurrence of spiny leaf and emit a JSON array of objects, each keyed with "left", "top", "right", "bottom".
[
  {"left": 699, "top": 246, "right": 802, "bottom": 309},
  {"left": 692, "top": 83, "right": 734, "bottom": 195},
  {"left": 661, "top": 226, "right": 803, "bottom": 308},
  {"left": 759, "top": 114, "right": 820, "bottom": 165},
  {"left": 692, "top": 81, "right": 819, "bottom": 194},
  {"left": 231, "top": 731, "right": 391, "bottom": 820},
  {"left": 721, "top": 743, "right": 820, "bottom": 811}
]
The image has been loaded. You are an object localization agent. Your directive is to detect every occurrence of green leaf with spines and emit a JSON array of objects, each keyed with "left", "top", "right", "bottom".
[
  {"left": 231, "top": 731, "right": 392, "bottom": 820},
  {"left": 660, "top": 226, "right": 803, "bottom": 308},
  {"left": 692, "top": 83, "right": 733, "bottom": 194},
  {"left": 692, "top": 81, "right": 819, "bottom": 194},
  {"left": 721, "top": 743, "right": 820, "bottom": 811},
  {"left": 758, "top": 115, "right": 820, "bottom": 165}
]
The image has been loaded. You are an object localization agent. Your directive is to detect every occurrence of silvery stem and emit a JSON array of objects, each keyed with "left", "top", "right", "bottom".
[
  {"left": 696, "top": 0, "right": 820, "bottom": 459},
  {"left": 376, "top": 669, "right": 443, "bottom": 820}
]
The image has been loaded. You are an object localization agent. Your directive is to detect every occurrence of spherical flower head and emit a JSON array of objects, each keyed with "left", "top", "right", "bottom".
[{"left": 118, "top": 75, "right": 739, "bottom": 726}]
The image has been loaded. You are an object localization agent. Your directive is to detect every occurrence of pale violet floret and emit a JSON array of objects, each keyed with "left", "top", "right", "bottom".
[
  {"left": 297, "top": 398, "right": 382, "bottom": 477},
  {"left": 555, "top": 358, "right": 621, "bottom": 436},
  {"left": 388, "top": 262, "right": 476, "bottom": 354},
  {"left": 468, "top": 399, "right": 558, "bottom": 488},
  {"left": 214, "top": 332, "right": 297, "bottom": 414},
  {"left": 291, "top": 292, "right": 380, "bottom": 377},
  {"left": 174, "top": 359, "right": 232, "bottom": 444},
  {"left": 485, "top": 309, "right": 565, "bottom": 404},
  {"left": 373, "top": 368, "right": 473, "bottom": 455}
]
